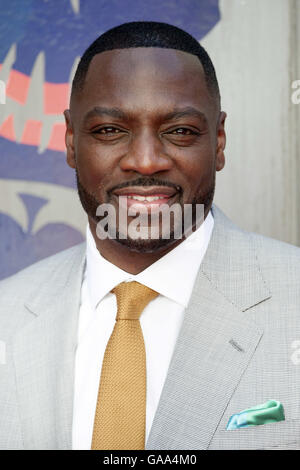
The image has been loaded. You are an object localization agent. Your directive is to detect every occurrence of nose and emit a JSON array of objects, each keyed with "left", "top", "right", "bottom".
[{"left": 119, "top": 128, "right": 172, "bottom": 175}]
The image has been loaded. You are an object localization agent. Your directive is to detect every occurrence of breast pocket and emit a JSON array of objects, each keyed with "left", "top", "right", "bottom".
[{"left": 209, "top": 419, "right": 300, "bottom": 449}]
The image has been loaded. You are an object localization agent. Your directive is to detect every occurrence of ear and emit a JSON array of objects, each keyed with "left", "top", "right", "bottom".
[
  {"left": 64, "top": 109, "right": 76, "bottom": 169},
  {"left": 216, "top": 111, "right": 226, "bottom": 171}
]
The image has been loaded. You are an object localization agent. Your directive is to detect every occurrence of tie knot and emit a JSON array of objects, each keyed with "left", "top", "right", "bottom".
[{"left": 112, "top": 281, "right": 159, "bottom": 320}]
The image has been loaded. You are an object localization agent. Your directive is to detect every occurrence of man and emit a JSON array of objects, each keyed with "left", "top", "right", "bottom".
[{"left": 1, "top": 21, "right": 300, "bottom": 451}]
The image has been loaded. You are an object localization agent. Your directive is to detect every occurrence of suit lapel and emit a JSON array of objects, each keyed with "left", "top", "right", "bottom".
[
  {"left": 146, "top": 206, "right": 271, "bottom": 450},
  {"left": 12, "top": 243, "right": 86, "bottom": 450}
]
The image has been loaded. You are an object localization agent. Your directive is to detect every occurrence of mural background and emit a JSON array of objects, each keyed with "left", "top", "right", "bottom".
[
  {"left": 1, "top": 0, "right": 299, "bottom": 280},
  {"left": 0, "top": 0, "right": 220, "bottom": 279}
]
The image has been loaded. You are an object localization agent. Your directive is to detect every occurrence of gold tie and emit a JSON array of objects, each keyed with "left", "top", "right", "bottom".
[{"left": 91, "top": 281, "right": 159, "bottom": 450}]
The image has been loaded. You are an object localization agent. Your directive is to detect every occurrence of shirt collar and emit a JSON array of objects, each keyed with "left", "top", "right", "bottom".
[{"left": 86, "top": 211, "right": 214, "bottom": 309}]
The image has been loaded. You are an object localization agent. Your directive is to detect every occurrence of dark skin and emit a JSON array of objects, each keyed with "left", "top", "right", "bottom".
[{"left": 64, "top": 47, "right": 226, "bottom": 274}]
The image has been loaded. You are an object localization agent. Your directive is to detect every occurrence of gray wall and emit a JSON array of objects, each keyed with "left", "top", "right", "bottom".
[{"left": 203, "top": 0, "right": 300, "bottom": 245}]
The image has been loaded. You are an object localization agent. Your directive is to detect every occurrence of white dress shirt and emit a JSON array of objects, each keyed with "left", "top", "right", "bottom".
[{"left": 72, "top": 211, "right": 214, "bottom": 450}]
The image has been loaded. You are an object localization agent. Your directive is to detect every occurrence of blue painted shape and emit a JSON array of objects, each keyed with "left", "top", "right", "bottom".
[{"left": 0, "top": 0, "right": 220, "bottom": 82}]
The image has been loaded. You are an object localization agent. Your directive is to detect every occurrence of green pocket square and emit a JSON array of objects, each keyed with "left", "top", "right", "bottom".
[{"left": 226, "top": 400, "right": 285, "bottom": 430}]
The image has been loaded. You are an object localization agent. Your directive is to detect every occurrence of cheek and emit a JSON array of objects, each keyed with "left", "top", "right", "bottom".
[
  {"left": 176, "top": 141, "right": 216, "bottom": 184},
  {"left": 75, "top": 138, "right": 114, "bottom": 190}
]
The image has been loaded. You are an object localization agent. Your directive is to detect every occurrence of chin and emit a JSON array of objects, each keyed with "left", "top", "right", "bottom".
[{"left": 113, "top": 234, "right": 180, "bottom": 254}]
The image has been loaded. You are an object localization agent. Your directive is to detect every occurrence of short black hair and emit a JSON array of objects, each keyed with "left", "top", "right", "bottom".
[{"left": 71, "top": 21, "right": 220, "bottom": 108}]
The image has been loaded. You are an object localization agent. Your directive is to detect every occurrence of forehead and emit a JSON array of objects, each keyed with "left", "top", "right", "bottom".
[{"left": 72, "top": 48, "right": 215, "bottom": 121}]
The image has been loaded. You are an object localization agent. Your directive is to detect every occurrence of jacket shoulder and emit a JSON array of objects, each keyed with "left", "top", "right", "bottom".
[
  {"left": 249, "top": 231, "right": 300, "bottom": 287},
  {"left": 0, "top": 242, "right": 86, "bottom": 308},
  {"left": 250, "top": 230, "right": 300, "bottom": 265},
  {"left": 212, "top": 204, "right": 300, "bottom": 283}
]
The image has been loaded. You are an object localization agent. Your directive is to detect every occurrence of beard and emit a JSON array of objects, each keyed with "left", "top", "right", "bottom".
[{"left": 75, "top": 169, "right": 215, "bottom": 254}]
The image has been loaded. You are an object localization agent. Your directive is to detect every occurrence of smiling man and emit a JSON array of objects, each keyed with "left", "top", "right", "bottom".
[
  {"left": 65, "top": 25, "right": 226, "bottom": 271},
  {"left": 1, "top": 22, "right": 300, "bottom": 451}
]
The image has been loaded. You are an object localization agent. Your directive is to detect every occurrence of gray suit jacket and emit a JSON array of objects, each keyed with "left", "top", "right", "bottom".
[{"left": 1, "top": 205, "right": 300, "bottom": 450}]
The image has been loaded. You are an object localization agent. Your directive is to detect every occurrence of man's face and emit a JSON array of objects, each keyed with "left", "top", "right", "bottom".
[{"left": 65, "top": 47, "right": 226, "bottom": 253}]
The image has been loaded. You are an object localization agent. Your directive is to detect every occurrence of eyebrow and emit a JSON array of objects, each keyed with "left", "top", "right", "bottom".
[
  {"left": 83, "top": 106, "right": 127, "bottom": 124},
  {"left": 163, "top": 107, "right": 208, "bottom": 123},
  {"left": 83, "top": 105, "right": 208, "bottom": 124}
]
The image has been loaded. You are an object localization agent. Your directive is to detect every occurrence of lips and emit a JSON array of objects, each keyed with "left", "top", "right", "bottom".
[{"left": 112, "top": 186, "right": 179, "bottom": 212}]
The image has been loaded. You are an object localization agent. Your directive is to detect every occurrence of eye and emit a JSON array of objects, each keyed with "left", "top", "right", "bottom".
[
  {"left": 167, "top": 127, "right": 199, "bottom": 136},
  {"left": 93, "top": 126, "right": 122, "bottom": 135},
  {"left": 91, "top": 126, "right": 128, "bottom": 142}
]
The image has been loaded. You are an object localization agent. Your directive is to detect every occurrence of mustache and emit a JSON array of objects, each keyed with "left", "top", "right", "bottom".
[{"left": 107, "top": 177, "right": 182, "bottom": 195}]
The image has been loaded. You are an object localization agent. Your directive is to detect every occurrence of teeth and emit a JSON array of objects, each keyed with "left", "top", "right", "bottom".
[{"left": 127, "top": 195, "right": 166, "bottom": 202}]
